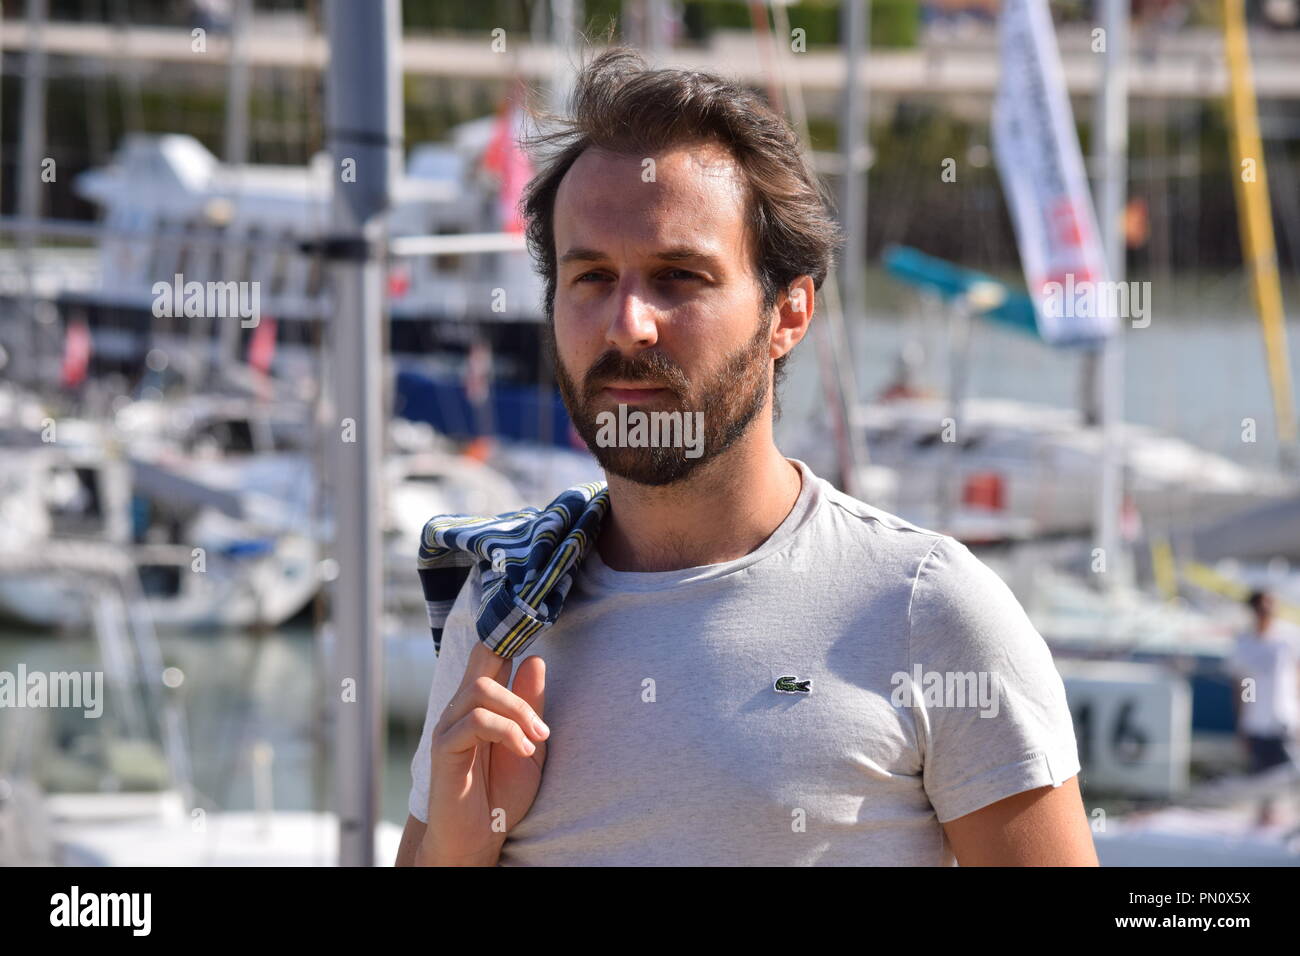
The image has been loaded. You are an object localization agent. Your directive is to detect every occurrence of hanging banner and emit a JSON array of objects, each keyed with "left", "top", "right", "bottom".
[{"left": 992, "top": 0, "right": 1115, "bottom": 345}]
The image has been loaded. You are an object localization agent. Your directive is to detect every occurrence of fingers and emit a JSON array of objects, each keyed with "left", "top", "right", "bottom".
[
  {"left": 434, "top": 641, "right": 520, "bottom": 736},
  {"left": 434, "top": 640, "right": 550, "bottom": 763},
  {"left": 437, "top": 704, "right": 539, "bottom": 760},
  {"left": 435, "top": 670, "right": 550, "bottom": 755}
]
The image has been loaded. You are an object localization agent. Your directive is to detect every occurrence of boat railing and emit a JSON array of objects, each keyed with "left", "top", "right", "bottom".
[{"left": 0, "top": 215, "right": 540, "bottom": 322}]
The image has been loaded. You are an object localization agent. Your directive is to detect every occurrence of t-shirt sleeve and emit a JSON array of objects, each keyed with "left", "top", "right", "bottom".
[
  {"left": 907, "top": 535, "right": 1082, "bottom": 824},
  {"left": 408, "top": 565, "right": 482, "bottom": 823}
]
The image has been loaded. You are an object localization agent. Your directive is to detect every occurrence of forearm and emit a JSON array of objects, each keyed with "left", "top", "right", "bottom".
[
  {"left": 414, "top": 834, "right": 502, "bottom": 867},
  {"left": 397, "top": 813, "right": 501, "bottom": 866}
]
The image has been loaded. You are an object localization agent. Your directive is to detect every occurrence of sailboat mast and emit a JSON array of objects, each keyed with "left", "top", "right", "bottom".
[
  {"left": 1221, "top": 0, "right": 1298, "bottom": 469},
  {"left": 838, "top": 0, "right": 869, "bottom": 326},
  {"left": 1092, "top": 0, "right": 1128, "bottom": 589},
  {"left": 761, "top": 0, "right": 870, "bottom": 496}
]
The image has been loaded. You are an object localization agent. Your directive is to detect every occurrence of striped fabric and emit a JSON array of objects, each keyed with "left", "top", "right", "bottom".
[{"left": 417, "top": 481, "right": 611, "bottom": 659}]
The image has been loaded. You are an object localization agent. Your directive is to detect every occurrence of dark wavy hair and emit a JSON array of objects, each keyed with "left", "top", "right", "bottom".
[{"left": 519, "top": 46, "right": 842, "bottom": 412}]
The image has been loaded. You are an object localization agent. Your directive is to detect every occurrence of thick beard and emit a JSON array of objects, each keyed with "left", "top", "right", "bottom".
[{"left": 553, "top": 316, "right": 772, "bottom": 487}]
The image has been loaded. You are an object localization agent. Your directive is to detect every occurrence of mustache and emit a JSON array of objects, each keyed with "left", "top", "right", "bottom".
[{"left": 582, "top": 350, "right": 690, "bottom": 400}]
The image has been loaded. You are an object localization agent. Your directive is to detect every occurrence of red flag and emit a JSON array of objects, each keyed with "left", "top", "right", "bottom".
[
  {"left": 61, "top": 319, "right": 91, "bottom": 388},
  {"left": 482, "top": 93, "right": 532, "bottom": 234},
  {"left": 388, "top": 264, "right": 411, "bottom": 299},
  {"left": 248, "top": 315, "right": 277, "bottom": 375}
]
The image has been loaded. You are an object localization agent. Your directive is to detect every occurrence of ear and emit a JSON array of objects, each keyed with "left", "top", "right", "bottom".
[{"left": 770, "top": 275, "right": 815, "bottom": 360}]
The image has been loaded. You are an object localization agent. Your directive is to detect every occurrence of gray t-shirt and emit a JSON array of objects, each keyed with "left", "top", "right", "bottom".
[{"left": 408, "top": 458, "right": 1080, "bottom": 865}]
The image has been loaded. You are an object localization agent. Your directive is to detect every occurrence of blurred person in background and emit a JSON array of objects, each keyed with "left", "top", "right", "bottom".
[{"left": 1228, "top": 590, "right": 1300, "bottom": 827}]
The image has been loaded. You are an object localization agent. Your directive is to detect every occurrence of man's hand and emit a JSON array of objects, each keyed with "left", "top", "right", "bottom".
[{"left": 411, "top": 642, "right": 550, "bottom": 866}]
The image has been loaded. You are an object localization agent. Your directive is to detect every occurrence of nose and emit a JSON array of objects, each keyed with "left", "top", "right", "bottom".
[{"left": 604, "top": 276, "right": 659, "bottom": 353}]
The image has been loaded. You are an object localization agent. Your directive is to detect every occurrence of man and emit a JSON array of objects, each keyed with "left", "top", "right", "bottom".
[
  {"left": 397, "top": 48, "right": 1096, "bottom": 866},
  {"left": 1228, "top": 590, "right": 1300, "bottom": 827}
]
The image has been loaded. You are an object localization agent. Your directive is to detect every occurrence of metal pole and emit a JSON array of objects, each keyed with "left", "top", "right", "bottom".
[
  {"left": 18, "top": 0, "right": 47, "bottom": 388},
  {"left": 938, "top": 297, "right": 973, "bottom": 533},
  {"left": 324, "top": 0, "right": 401, "bottom": 867},
  {"left": 224, "top": 0, "right": 251, "bottom": 166},
  {"left": 838, "top": 0, "right": 869, "bottom": 324},
  {"left": 17, "top": 0, "right": 46, "bottom": 229},
  {"left": 1093, "top": 0, "right": 1128, "bottom": 588}
]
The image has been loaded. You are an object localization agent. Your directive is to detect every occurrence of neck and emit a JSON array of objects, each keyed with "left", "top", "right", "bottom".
[{"left": 597, "top": 430, "right": 802, "bottom": 573}]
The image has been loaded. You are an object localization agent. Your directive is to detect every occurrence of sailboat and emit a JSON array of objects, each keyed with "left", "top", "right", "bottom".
[{"left": 0, "top": 403, "right": 320, "bottom": 631}]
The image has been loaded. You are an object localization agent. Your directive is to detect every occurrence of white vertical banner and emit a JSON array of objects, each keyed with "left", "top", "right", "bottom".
[{"left": 992, "top": 0, "right": 1115, "bottom": 345}]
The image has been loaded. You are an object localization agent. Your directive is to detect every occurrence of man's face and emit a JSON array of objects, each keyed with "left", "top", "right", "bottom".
[
  {"left": 1255, "top": 594, "right": 1275, "bottom": 623},
  {"left": 550, "top": 142, "right": 775, "bottom": 486}
]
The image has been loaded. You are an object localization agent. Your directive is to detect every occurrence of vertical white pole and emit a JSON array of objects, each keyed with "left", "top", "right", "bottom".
[
  {"left": 19, "top": 0, "right": 47, "bottom": 387},
  {"left": 325, "top": 0, "right": 401, "bottom": 866},
  {"left": 224, "top": 0, "right": 251, "bottom": 167},
  {"left": 1093, "top": 0, "right": 1129, "bottom": 589}
]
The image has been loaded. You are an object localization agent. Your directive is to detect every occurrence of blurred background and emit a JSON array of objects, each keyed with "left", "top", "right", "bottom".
[{"left": 1, "top": 0, "right": 1299, "bottom": 866}]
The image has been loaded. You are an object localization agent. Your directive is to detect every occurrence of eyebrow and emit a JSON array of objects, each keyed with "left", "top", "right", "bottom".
[{"left": 558, "top": 246, "right": 724, "bottom": 269}]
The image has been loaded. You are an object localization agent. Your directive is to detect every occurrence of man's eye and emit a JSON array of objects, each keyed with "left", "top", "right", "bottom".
[{"left": 572, "top": 269, "right": 698, "bottom": 283}]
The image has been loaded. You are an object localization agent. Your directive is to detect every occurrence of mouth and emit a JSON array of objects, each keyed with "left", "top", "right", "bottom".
[{"left": 598, "top": 384, "right": 672, "bottom": 403}]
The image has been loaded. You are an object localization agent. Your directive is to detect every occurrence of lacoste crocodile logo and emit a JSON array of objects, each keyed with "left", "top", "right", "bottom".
[{"left": 774, "top": 675, "right": 812, "bottom": 694}]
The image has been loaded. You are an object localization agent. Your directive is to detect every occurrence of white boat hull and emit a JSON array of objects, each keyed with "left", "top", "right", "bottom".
[
  {"left": 0, "top": 534, "right": 319, "bottom": 631},
  {"left": 48, "top": 791, "right": 403, "bottom": 866}
]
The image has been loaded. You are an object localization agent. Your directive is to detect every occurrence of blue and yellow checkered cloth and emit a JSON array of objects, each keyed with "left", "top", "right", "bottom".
[{"left": 417, "top": 481, "right": 610, "bottom": 659}]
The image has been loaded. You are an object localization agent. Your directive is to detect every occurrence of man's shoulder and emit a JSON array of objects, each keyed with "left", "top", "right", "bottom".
[
  {"left": 812, "top": 471, "right": 948, "bottom": 552},
  {"left": 790, "top": 464, "right": 1004, "bottom": 603},
  {"left": 1237, "top": 623, "right": 1300, "bottom": 651},
  {"left": 1270, "top": 621, "right": 1300, "bottom": 652}
]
